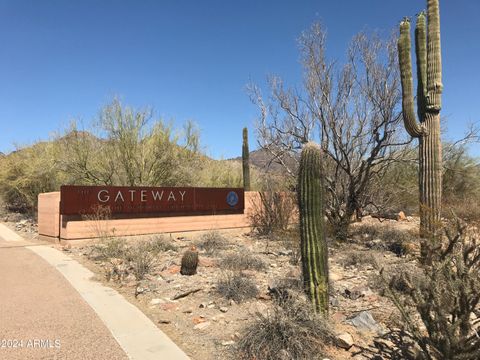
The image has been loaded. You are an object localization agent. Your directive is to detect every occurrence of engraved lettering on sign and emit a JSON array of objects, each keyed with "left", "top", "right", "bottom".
[
  {"left": 98, "top": 190, "right": 110, "bottom": 203},
  {"left": 152, "top": 190, "right": 164, "bottom": 201},
  {"left": 114, "top": 191, "right": 124, "bottom": 202}
]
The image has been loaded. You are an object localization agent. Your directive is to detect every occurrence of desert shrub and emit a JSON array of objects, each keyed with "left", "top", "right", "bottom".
[
  {"left": 353, "top": 224, "right": 417, "bottom": 256},
  {"left": 82, "top": 205, "right": 115, "bottom": 241},
  {"left": 276, "top": 228, "right": 301, "bottom": 265},
  {"left": 127, "top": 241, "right": 157, "bottom": 280},
  {"left": 217, "top": 272, "right": 259, "bottom": 303},
  {"left": 249, "top": 191, "right": 296, "bottom": 236},
  {"left": 89, "top": 238, "right": 128, "bottom": 261},
  {"left": 350, "top": 223, "right": 383, "bottom": 239},
  {"left": 197, "top": 231, "right": 228, "bottom": 255},
  {"left": 146, "top": 235, "right": 177, "bottom": 253},
  {"left": 0, "top": 142, "right": 62, "bottom": 213},
  {"left": 381, "top": 219, "right": 480, "bottom": 359},
  {"left": 220, "top": 252, "right": 267, "bottom": 272},
  {"left": 235, "top": 295, "right": 334, "bottom": 360},
  {"left": 341, "top": 249, "right": 377, "bottom": 268}
]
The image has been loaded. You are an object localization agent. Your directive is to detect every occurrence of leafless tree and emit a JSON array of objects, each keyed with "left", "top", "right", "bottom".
[{"left": 249, "top": 23, "right": 412, "bottom": 239}]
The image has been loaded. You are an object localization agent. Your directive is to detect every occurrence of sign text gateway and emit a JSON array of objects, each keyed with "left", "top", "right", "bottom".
[{"left": 60, "top": 185, "right": 245, "bottom": 216}]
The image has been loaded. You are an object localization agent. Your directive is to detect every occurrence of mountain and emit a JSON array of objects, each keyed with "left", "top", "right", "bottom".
[{"left": 229, "top": 148, "right": 298, "bottom": 173}]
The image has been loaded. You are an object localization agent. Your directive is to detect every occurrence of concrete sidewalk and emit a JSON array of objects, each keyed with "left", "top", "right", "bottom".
[{"left": 0, "top": 224, "right": 190, "bottom": 360}]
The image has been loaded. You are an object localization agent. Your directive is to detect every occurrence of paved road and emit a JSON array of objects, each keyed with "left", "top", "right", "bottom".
[{"left": 0, "top": 236, "right": 129, "bottom": 360}]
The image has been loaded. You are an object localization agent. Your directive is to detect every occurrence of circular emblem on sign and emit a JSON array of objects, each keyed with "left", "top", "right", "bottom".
[{"left": 226, "top": 191, "right": 239, "bottom": 207}]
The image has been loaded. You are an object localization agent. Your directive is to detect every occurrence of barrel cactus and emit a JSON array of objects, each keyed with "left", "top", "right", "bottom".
[
  {"left": 398, "top": 0, "right": 443, "bottom": 250},
  {"left": 242, "top": 127, "right": 251, "bottom": 191},
  {"left": 180, "top": 246, "right": 199, "bottom": 275},
  {"left": 297, "top": 142, "right": 329, "bottom": 314}
]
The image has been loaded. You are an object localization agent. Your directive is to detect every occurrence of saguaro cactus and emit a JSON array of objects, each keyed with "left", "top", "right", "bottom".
[
  {"left": 398, "top": 0, "right": 443, "bottom": 248},
  {"left": 297, "top": 142, "right": 329, "bottom": 314},
  {"left": 242, "top": 127, "right": 251, "bottom": 191}
]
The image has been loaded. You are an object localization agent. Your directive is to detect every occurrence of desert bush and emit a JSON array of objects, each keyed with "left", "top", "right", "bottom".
[
  {"left": 82, "top": 205, "right": 115, "bottom": 241},
  {"left": 382, "top": 219, "right": 480, "bottom": 359},
  {"left": 350, "top": 223, "right": 383, "bottom": 239},
  {"left": 197, "top": 231, "right": 228, "bottom": 255},
  {"left": 146, "top": 235, "right": 177, "bottom": 253},
  {"left": 277, "top": 228, "right": 301, "bottom": 265},
  {"left": 217, "top": 272, "right": 259, "bottom": 303},
  {"left": 0, "top": 142, "right": 62, "bottom": 213},
  {"left": 89, "top": 238, "right": 128, "bottom": 261},
  {"left": 353, "top": 224, "right": 417, "bottom": 256},
  {"left": 249, "top": 190, "right": 296, "bottom": 236},
  {"left": 127, "top": 241, "right": 157, "bottom": 280},
  {"left": 341, "top": 249, "right": 377, "bottom": 268},
  {"left": 235, "top": 295, "right": 334, "bottom": 360},
  {"left": 220, "top": 252, "right": 267, "bottom": 272}
]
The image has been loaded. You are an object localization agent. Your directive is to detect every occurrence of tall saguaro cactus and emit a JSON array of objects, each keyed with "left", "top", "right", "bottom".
[
  {"left": 242, "top": 127, "right": 251, "bottom": 191},
  {"left": 398, "top": 0, "right": 443, "bottom": 248},
  {"left": 298, "top": 142, "right": 329, "bottom": 314}
]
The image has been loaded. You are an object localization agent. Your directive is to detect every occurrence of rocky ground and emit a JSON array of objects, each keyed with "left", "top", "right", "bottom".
[{"left": 1, "top": 209, "right": 423, "bottom": 360}]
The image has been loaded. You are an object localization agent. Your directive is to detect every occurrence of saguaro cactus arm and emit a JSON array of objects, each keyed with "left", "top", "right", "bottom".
[
  {"left": 415, "top": 12, "right": 428, "bottom": 120},
  {"left": 426, "top": 0, "right": 443, "bottom": 110},
  {"left": 398, "top": 19, "right": 425, "bottom": 138}
]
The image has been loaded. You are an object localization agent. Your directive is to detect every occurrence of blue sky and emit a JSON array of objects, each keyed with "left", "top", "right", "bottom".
[{"left": 0, "top": 0, "right": 478, "bottom": 158}]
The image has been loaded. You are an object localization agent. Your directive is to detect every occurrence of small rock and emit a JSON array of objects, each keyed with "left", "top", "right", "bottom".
[
  {"left": 330, "top": 297, "right": 340, "bottom": 307},
  {"left": 135, "top": 286, "right": 146, "bottom": 295},
  {"left": 221, "top": 340, "right": 235, "bottom": 346},
  {"left": 150, "top": 298, "right": 164, "bottom": 305},
  {"left": 346, "top": 311, "right": 383, "bottom": 334},
  {"left": 219, "top": 307, "right": 228, "bottom": 313},
  {"left": 192, "top": 317, "right": 206, "bottom": 325},
  {"left": 278, "top": 349, "right": 291, "bottom": 360},
  {"left": 279, "top": 250, "right": 293, "bottom": 256},
  {"left": 257, "top": 293, "right": 272, "bottom": 301},
  {"left": 229, "top": 299, "right": 236, "bottom": 306},
  {"left": 193, "top": 321, "right": 211, "bottom": 330},
  {"left": 330, "top": 272, "right": 343, "bottom": 281},
  {"left": 336, "top": 332, "right": 354, "bottom": 349},
  {"left": 158, "top": 319, "right": 171, "bottom": 324},
  {"left": 270, "top": 263, "right": 278, "bottom": 268},
  {"left": 159, "top": 303, "right": 179, "bottom": 311},
  {"left": 373, "top": 338, "right": 395, "bottom": 351},
  {"left": 343, "top": 288, "right": 363, "bottom": 300},
  {"left": 199, "top": 303, "right": 207, "bottom": 308}
]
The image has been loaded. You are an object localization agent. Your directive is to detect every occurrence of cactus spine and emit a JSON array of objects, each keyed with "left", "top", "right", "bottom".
[
  {"left": 297, "top": 142, "right": 329, "bottom": 314},
  {"left": 398, "top": 0, "right": 443, "bottom": 251},
  {"left": 242, "top": 127, "right": 251, "bottom": 191}
]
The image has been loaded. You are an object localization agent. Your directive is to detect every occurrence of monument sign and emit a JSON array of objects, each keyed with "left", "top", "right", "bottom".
[{"left": 60, "top": 185, "right": 245, "bottom": 216}]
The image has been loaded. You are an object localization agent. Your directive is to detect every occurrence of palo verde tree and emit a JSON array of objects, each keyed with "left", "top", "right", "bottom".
[{"left": 398, "top": 0, "right": 443, "bottom": 257}]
